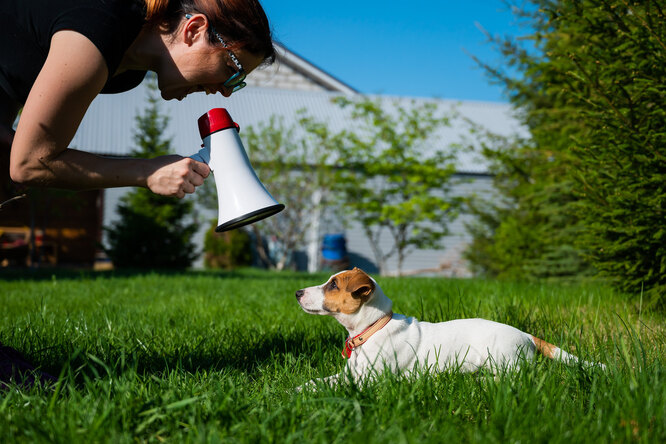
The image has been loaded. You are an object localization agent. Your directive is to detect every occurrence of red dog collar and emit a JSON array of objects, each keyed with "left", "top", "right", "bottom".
[{"left": 342, "top": 312, "right": 393, "bottom": 359}]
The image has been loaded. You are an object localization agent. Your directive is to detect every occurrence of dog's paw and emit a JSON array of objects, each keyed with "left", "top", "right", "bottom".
[{"left": 295, "top": 379, "right": 318, "bottom": 393}]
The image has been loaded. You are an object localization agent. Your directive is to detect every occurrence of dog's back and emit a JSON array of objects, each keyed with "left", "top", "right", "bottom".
[{"left": 350, "top": 315, "right": 538, "bottom": 374}]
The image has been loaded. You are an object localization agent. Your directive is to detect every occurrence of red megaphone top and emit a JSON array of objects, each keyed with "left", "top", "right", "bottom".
[{"left": 197, "top": 108, "right": 240, "bottom": 139}]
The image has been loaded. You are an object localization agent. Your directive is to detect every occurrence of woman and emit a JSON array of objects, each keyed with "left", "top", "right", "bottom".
[
  {"left": 1, "top": 0, "right": 275, "bottom": 199},
  {"left": 0, "top": 0, "right": 274, "bottom": 386}
]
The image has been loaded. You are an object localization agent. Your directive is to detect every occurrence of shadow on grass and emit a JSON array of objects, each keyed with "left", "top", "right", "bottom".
[{"left": 38, "top": 329, "right": 342, "bottom": 387}]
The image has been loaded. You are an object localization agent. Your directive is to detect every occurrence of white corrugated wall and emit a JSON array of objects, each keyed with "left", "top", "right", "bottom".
[{"left": 72, "top": 80, "right": 520, "bottom": 274}]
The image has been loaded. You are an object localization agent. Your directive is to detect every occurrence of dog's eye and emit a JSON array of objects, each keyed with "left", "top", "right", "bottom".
[{"left": 330, "top": 279, "right": 338, "bottom": 290}]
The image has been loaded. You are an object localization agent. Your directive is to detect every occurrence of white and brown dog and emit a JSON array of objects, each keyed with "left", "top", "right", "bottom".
[{"left": 295, "top": 268, "right": 604, "bottom": 386}]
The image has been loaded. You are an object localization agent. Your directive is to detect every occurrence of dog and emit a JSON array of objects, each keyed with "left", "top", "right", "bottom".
[{"left": 295, "top": 267, "right": 604, "bottom": 387}]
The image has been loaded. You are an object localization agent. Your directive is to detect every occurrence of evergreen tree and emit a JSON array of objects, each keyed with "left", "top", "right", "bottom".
[
  {"left": 105, "top": 80, "right": 197, "bottom": 268},
  {"left": 469, "top": 0, "right": 665, "bottom": 303}
]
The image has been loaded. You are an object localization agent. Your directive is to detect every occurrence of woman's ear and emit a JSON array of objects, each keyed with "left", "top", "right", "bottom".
[{"left": 182, "top": 13, "right": 209, "bottom": 46}]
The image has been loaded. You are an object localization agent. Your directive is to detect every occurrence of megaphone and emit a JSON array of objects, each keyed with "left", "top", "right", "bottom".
[{"left": 190, "top": 108, "right": 284, "bottom": 232}]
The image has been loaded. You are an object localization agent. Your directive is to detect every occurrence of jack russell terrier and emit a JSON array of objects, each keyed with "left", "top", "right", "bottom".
[{"left": 295, "top": 268, "right": 605, "bottom": 386}]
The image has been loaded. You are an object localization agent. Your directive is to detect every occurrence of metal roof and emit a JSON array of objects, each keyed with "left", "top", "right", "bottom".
[
  {"left": 71, "top": 81, "right": 525, "bottom": 174},
  {"left": 269, "top": 42, "right": 358, "bottom": 94}
]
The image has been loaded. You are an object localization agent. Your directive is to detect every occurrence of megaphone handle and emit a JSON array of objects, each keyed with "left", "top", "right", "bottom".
[{"left": 189, "top": 147, "right": 211, "bottom": 166}]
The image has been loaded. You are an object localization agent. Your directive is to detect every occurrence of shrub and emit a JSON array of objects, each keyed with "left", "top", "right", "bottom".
[{"left": 203, "top": 222, "right": 251, "bottom": 269}]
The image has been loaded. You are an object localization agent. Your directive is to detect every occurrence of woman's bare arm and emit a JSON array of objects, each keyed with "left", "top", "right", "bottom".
[{"left": 9, "top": 30, "right": 208, "bottom": 198}]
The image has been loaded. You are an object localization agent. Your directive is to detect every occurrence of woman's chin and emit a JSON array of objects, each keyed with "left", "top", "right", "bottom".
[{"left": 159, "top": 87, "right": 186, "bottom": 101}]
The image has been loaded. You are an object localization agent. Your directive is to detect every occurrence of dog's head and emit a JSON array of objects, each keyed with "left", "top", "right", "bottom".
[{"left": 295, "top": 267, "right": 377, "bottom": 315}]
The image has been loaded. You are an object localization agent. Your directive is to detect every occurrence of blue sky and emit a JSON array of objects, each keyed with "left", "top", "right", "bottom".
[{"left": 260, "top": 0, "right": 528, "bottom": 103}]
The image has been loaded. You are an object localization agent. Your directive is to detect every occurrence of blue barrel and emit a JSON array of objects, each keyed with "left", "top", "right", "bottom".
[{"left": 321, "top": 234, "right": 347, "bottom": 261}]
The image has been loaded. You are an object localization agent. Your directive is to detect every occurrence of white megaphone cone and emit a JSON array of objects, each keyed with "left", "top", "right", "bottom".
[{"left": 190, "top": 108, "right": 284, "bottom": 232}]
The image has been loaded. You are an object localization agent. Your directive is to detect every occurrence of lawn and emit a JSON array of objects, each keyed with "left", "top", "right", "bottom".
[{"left": 1, "top": 269, "right": 664, "bottom": 443}]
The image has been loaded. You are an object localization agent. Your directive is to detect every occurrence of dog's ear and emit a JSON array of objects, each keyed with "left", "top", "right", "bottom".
[{"left": 347, "top": 269, "right": 375, "bottom": 300}]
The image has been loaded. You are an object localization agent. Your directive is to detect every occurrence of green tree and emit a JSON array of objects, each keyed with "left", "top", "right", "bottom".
[
  {"left": 105, "top": 80, "right": 197, "bottom": 268},
  {"left": 334, "top": 97, "right": 461, "bottom": 275},
  {"left": 243, "top": 112, "right": 341, "bottom": 271},
  {"left": 470, "top": 0, "right": 665, "bottom": 302}
]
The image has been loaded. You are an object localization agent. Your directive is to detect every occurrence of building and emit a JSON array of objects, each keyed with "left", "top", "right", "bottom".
[{"left": 7, "top": 44, "right": 523, "bottom": 274}]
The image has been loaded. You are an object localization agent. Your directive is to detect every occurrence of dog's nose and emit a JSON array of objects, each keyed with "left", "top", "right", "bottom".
[{"left": 295, "top": 289, "right": 304, "bottom": 299}]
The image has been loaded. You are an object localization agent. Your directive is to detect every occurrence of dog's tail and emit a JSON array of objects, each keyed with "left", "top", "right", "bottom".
[{"left": 530, "top": 335, "right": 606, "bottom": 370}]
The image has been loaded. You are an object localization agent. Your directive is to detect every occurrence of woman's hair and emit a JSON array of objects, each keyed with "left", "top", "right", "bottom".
[{"left": 144, "top": 0, "right": 275, "bottom": 64}]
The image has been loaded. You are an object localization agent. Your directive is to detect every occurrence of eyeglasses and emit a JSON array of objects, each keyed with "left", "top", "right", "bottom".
[{"left": 185, "top": 14, "right": 247, "bottom": 93}]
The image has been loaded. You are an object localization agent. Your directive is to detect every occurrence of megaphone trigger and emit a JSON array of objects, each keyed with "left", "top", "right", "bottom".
[{"left": 190, "top": 147, "right": 211, "bottom": 166}]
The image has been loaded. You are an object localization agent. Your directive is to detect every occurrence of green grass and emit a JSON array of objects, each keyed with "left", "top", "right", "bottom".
[{"left": 1, "top": 268, "right": 664, "bottom": 443}]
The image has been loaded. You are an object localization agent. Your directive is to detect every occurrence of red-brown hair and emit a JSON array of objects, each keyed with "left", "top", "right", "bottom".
[{"left": 144, "top": 0, "right": 275, "bottom": 64}]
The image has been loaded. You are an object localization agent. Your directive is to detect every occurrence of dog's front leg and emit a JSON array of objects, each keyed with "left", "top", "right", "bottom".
[
  {"left": 320, "top": 373, "right": 341, "bottom": 386},
  {"left": 296, "top": 373, "right": 342, "bottom": 392}
]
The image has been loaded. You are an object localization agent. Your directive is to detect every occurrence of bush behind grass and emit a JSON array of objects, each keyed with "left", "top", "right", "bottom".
[{"left": 0, "top": 270, "right": 664, "bottom": 443}]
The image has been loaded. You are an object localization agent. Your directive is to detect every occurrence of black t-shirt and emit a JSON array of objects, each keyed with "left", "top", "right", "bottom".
[{"left": 0, "top": 0, "right": 147, "bottom": 104}]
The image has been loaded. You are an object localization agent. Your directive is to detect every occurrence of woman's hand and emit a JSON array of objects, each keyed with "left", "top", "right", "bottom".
[{"left": 145, "top": 155, "right": 210, "bottom": 198}]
